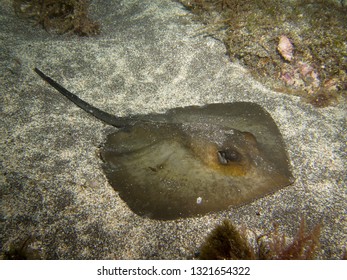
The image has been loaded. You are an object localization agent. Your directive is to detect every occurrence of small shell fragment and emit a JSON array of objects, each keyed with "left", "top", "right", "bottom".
[{"left": 277, "top": 35, "right": 294, "bottom": 62}]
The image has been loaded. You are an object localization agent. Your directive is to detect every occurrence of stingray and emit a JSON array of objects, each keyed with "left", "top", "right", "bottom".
[{"left": 34, "top": 68, "right": 294, "bottom": 220}]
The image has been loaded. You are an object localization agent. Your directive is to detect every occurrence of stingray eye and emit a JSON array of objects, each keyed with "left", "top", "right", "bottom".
[{"left": 217, "top": 149, "right": 241, "bottom": 165}]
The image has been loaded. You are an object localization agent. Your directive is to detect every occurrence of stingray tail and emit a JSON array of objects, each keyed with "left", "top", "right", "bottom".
[{"left": 34, "top": 68, "right": 126, "bottom": 128}]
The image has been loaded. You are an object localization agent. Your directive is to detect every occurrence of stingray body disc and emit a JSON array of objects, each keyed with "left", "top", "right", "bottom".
[
  {"left": 100, "top": 103, "right": 294, "bottom": 220},
  {"left": 33, "top": 70, "right": 293, "bottom": 219}
]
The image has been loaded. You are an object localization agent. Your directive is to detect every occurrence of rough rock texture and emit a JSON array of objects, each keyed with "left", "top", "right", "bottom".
[{"left": 1, "top": 0, "right": 346, "bottom": 259}]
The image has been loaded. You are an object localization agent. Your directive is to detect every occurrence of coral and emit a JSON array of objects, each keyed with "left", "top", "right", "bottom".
[
  {"left": 198, "top": 218, "right": 322, "bottom": 260},
  {"left": 13, "top": 0, "right": 100, "bottom": 36},
  {"left": 179, "top": 0, "right": 347, "bottom": 106}
]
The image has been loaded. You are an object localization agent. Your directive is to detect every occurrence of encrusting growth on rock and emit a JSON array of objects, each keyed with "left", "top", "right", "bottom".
[
  {"left": 179, "top": 0, "right": 347, "bottom": 107},
  {"left": 13, "top": 0, "right": 100, "bottom": 36}
]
